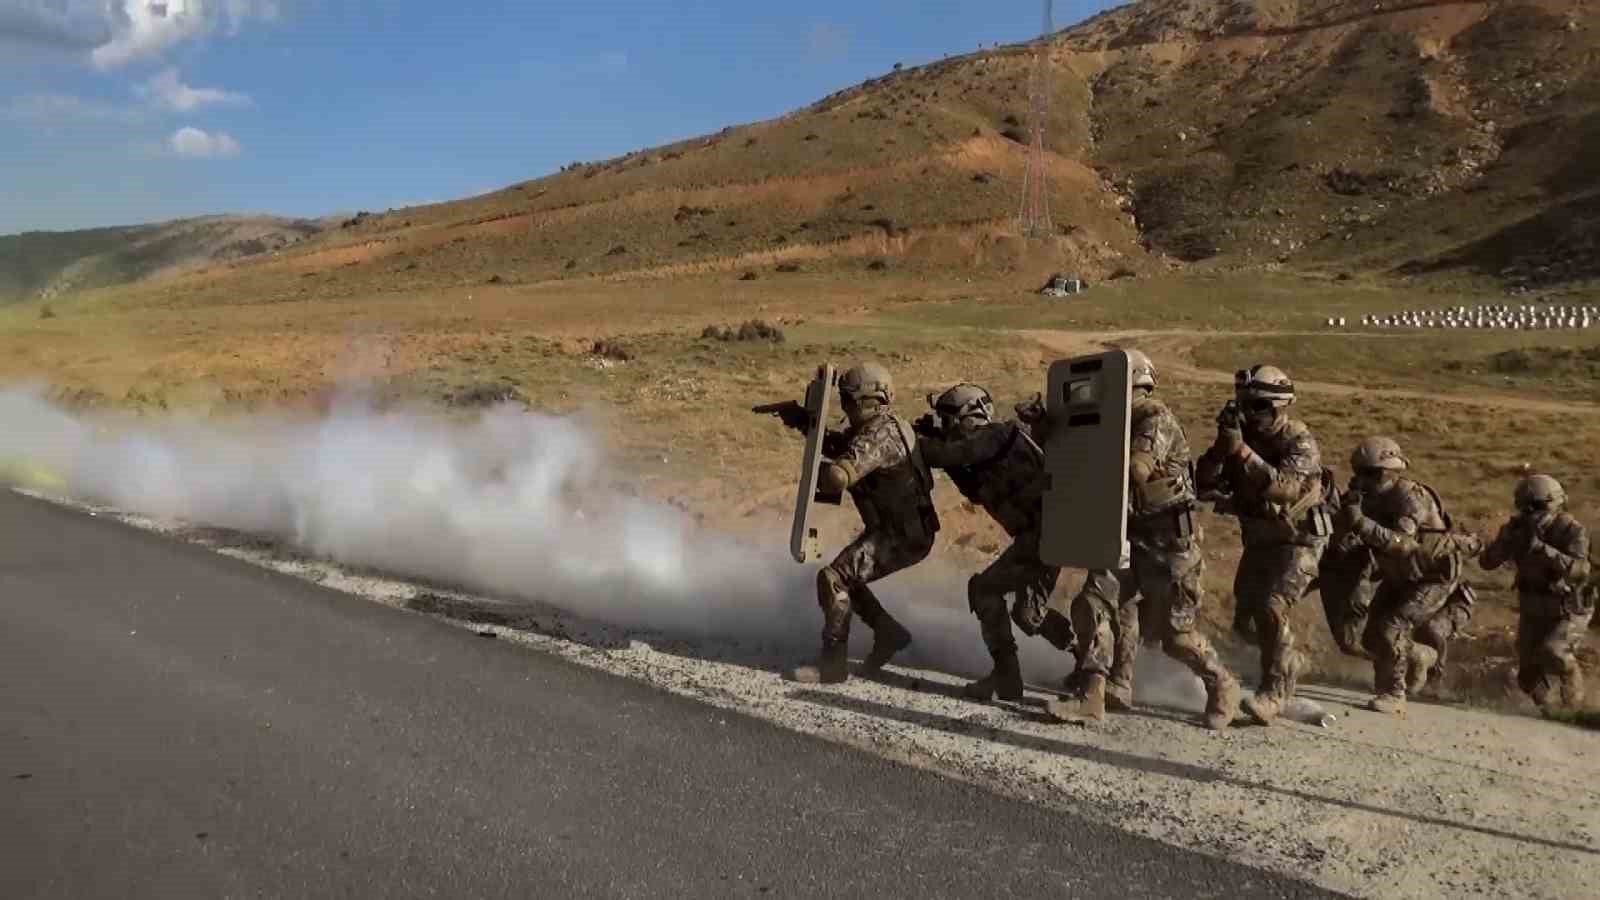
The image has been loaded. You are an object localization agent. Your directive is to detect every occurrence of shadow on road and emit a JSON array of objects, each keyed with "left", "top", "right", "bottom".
[{"left": 788, "top": 688, "right": 1600, "bottom": 859}]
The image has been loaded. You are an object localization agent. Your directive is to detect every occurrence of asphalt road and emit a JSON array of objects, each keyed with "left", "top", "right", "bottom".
[{"left": 0, "top": 490, "right": 1337, "bottom": 899}]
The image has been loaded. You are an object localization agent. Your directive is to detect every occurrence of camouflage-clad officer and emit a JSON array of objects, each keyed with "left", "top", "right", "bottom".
[
  {"left": 1196, "top": 365, "right": 1332, "bottom": 725},
  {"left": 1335, "top": 436, "right": 1482, "bottom": 715},
  {"left": 913, "top": 383, "right": 1075, "bottom": 702},
  {"left": 772, "top": 361, "right": 940, "bottom": 684},
  {"left": 1035, "top": 351, "right": 1242, "bottom": 731},
  {"left": 1480, "top": 474, "right": 1593, "bottom": 713}
]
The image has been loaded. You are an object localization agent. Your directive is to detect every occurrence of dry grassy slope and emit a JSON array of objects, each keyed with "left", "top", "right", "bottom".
[
  {"left": 0, "top": 215, "right": 327, "bottom": 304},
  {"left": 1075, "top": 0, "right": 1598, "bottom": 278}
]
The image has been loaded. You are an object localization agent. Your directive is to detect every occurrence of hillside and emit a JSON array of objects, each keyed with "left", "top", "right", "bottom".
[
  {"left": 0, "top": 216, "right": 328, "bottom": 304},
  {"left": 6, "top": 0, "right": 1598, "bottom": 308}
]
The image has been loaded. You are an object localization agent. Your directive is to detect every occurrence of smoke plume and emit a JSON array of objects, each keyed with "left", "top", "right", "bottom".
[{"left": 0, "top": 386, "right": 1211, "bottom": 705}]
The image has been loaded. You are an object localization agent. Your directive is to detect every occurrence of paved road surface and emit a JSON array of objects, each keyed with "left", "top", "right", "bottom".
[{"left": 0, "top": 491, "right": 1336, "bottom": 898}]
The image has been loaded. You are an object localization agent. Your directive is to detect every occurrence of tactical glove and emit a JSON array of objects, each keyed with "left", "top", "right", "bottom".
[
  {"left": 1215, "top": 401, "right": 1245, "bottom": 452},
  {"left": 1014, "top": 393, "right": 1046, "bottom": 425}
]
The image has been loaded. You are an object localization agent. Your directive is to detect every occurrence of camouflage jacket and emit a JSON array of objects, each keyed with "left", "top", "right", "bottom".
[
  {"left": 1340, "top": 476, "right": 1464, "bottom": 585},
  {"left": 1128, "top": 396, "right": 1197, "bottom": 517},
  {"left": 919, "top": 419, "right": 1044, "bottom": 536},
  {"left": 827, "top": 408, "right": 939, "bottom": 540},
  {"left": 1197, "top": 414, "right": 1326, "bottom": 546},
  {"left": 1481, "top": 511, "right": 1591, "bottom": 598}
]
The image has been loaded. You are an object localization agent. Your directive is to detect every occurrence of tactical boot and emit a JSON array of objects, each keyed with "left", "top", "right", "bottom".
[
  {"left": 963, "top": 653, "right": 1024, "bottom": 702},
  {"left": 790, "top": 643, "right": 848, "bottom": 684},
  {"left": 1202, "top": 674, "right": 1241, "bottom": 731},
  {"left": 1241, "top": 691, "right": 1283, "bottom": 726},
  {"left": 1559, "top": 669, "right": 1585, "bottom": 710},
  {"left": 1104, "top": 679, "right": 1135, "bottom": 712},
  {"left": 862, "top": 616, "right": 912, "bottom": 671},
  {"left": 1367, "top": 692, "right": 1407, "bottom": 715},
  {"left": 1045, "top": 674, "right": 1106, "bottom": 723},
  {"left": 1406, "top": 645, "right": 1439, "bottom": 697}
]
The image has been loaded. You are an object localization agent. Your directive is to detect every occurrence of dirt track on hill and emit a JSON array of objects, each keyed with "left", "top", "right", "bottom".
[{"left": 1022, "top": 329, "right": 1600, "bottom": 416}]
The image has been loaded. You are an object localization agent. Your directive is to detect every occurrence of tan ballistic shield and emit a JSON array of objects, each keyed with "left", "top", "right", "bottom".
[
  {"left": 789, "top": 364, "right": 839, "bottom": 563},
  {"left": 1039, "top": 350, "right": 1132, "bottom": 571}
]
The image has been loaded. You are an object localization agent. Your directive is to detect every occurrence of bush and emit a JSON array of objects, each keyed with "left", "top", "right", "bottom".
[
  {"left": 700, "top": 320, "right": 785, "bottom": 344},
  {"left": 592, "top": 339, "right": 632, "bottom": 361},
  {"left": 1489, "top": 349, "right": 1534, "bottom": 373}
]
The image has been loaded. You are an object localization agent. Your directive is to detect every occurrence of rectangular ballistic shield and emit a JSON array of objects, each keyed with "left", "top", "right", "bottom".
[
  {"left": 1039, "top": 350, "right": 1132, "bottom": 571},
  {"left": 789, "top": 364, "right": 839, "bottom": 563}
]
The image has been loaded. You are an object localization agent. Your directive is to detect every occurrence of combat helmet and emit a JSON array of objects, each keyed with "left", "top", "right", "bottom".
[
  {"left": 1515, "top": 474, "right": 1566, "bottom": 512},
  {"left": 1127, "top": 349, "right": 1156, "bottom": 391},
  {"left": 1351, "top": 436, "right": 1409, "bottom": 473},
  {"left": 929, "top": 382, "right": 994, "bottom": 428},
  {"left": 839, "top": 361, "right": 894, "bottom": 406},
  {"left": 1235, "top": 364, "right": 1295, "bottom": 411}
]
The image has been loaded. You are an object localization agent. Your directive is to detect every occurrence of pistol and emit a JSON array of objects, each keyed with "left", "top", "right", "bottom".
[{"left": 752, "top": 399, "right": 810, "bottom": 432}]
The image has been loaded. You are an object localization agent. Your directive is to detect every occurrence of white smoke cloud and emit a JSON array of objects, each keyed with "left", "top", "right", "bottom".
[
  {"left": 0, "top": 386, "right": 1234, "bottom": 701},
  {"left": 0, "top": 388, "right": 830, "bottom": 648},
  {"left": 137, "top": 67, "right": 250, "bottom": 112},
  {"left": 168, "top": 125, "right": 240, "bottom": 157}
]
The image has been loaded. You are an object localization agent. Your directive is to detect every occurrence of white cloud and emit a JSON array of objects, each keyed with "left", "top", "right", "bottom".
[
  {"left": 0, "top": 1, "right": 279, "bottom": 68},
  {"left": 168, "top": 125, "right": 240, "bottom": 158},
  {"left": 137, "top": 67, "right": 250, "bottom": 112},
  {"left": 0, "top": 1, "right": 111, "bottom": 50}
]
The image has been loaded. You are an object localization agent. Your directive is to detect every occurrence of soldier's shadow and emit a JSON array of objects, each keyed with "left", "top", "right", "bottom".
[
  {"left": 786, "top": 688, "right": 1600, "bottom": 860},
  {"left": 847, "top": 665, "right": 1204, "bottom": 728}
]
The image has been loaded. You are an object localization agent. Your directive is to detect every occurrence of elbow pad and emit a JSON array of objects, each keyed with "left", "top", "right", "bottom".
[
  {"left": 1129, "top": 452, "right": 1156, "bottom": 485},
  {"left": 819, "top": 462, "right": 854, "bottom": 495}
]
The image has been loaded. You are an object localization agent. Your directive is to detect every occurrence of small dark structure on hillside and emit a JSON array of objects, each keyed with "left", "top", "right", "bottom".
[{"left": 1039, "top": 273, "right": 1088, "bottom": 297}]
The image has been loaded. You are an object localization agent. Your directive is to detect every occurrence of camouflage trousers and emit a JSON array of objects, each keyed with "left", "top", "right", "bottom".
[
  {"left": 818, "top": 528, "right": 935, "bottom": 648},
  {"left": 1317, "top": 544, "right": 1379, "bottom": 659},
  {"left": 1362, "top": 579, "right": 1461, "bottom": 699},
  {"left": 1516, "top": 592, "right": 1595, "bottom": 708},
  {"left": 967, "top": 528, "right": 1070, "bottom": 662},
  {"left": 1070, "top": 537, "right": 1233, "bottom": 694},
  {"left": 1232, "top": 539, "right": 1326, "bottom": 699}
]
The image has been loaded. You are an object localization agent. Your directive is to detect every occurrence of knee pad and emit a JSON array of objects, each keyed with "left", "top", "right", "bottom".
[{"left": 1037, "top": 608, "right": 1075, "bottom": 651}]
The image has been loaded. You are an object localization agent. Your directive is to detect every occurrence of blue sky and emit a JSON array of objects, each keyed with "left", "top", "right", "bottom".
[{"left": 1, "top": 1, "right": 1116, "bottom": 234}]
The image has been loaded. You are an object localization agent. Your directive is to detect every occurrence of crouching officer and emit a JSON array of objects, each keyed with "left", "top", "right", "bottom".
[
  {"left": 915, "top": 382, "right": 1074, "bottom": 702},
  {"left": 1336, "top": 437, "right": 1482, "bottom": 715},
  {"left": 1480, "top": 474, "right": 1592, "bottom": 714}
]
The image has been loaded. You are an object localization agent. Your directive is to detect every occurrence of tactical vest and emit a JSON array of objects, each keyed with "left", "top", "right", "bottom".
[{"left": 943, "top": 422, "right": 1045, "bottom": 536}]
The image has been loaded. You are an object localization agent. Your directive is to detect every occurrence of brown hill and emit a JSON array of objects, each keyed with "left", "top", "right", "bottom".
[
  {"left": 0, "top": 215, "right": 328, "bottom": 304},
  {"left": 15, "top": 0, "right": 1599, "bottom": 306}
]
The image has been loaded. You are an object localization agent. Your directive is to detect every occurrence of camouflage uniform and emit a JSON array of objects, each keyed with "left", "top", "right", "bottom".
[
  {"left": 816, "top": 409, "right": 940, "bottom": 652},
  {"left": 1341, "top": 474, "right": 1478, "bottom": 711},
  {"left": 1196, "top": 414, "right": 1330, "bottom": 720},
  {"left": 920, "top": 419, "right": 1071, "bottom": 663},
  {"left": 1481, "top": 510, "right": 1593, "bottom": 710},
  {"left": 1066, "top": 394, "right": 1239, "bottom": 728}
]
